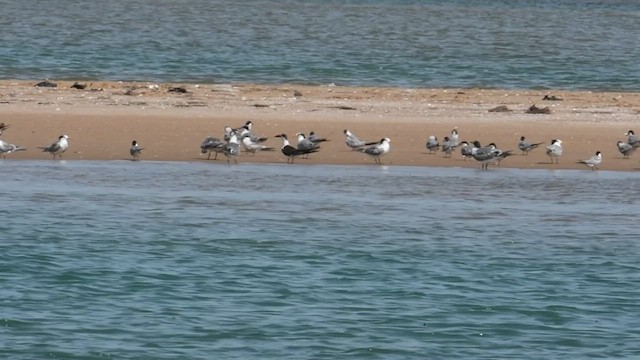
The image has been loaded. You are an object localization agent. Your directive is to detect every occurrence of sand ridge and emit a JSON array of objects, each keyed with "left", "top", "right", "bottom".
[{"left": 1, "top": 80, "right": 639, "bottom": 171}]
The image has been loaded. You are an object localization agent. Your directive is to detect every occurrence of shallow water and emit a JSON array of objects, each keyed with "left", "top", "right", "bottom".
[
  {"left": 1, "top": 0, "right": 639, "bottom": 90},
  {"left": 1, "top": 160, "right": 639, "bottom": 359}
]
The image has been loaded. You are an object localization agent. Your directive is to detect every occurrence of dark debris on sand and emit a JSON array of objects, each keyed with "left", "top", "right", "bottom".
[
  {"left": 488, "top": 105, "right": 512, "bottom": 112},
  {"left": 35, "top": 80, "right": 57, "bottom": 88},
  {"left": 526, "top": 104, "right": 551, "bottom": 114}
]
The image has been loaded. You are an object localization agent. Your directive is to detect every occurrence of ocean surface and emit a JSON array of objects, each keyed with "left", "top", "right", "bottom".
[
  {"left": 1, "top": 0, "right": 640, "bottom": 90},
  {"left": 1, "top": 160, "right": 639, "bottom": 359}
]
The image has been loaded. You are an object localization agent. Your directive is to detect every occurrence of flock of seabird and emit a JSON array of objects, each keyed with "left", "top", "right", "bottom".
[
  {"left": 1, "top": 120, "right": 638, "bottom": 170},
  {"left": 423, "top": 128, "right": 614, "bottom": 170},
  {"left": 197, "top": 121, "right": 391, "bottom": 165}
]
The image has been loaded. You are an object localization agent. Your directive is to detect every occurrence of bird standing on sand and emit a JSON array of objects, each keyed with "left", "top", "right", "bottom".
[
  {"left": 223, "top": 132, "right": 240, "bottom": 165},
  {"left": 39, "top": 134, "right": 69, "bottom": 159},
  {"left": 617, "top": 141, "right": 635, "bottom": 159},
  {"left": 518, "top": 136, "right": 544, "bottom": 155},
  {"left": 239, "top": 125, "right": 268, "bottom": 145},
  {"left": 130, "top": 140, "right": 143, "bottom": 161},
  {"left": 0, "top": 139, "right": 26, "bottom": 158},
  {"left": 546, "top": 139, "right": 563, "bottom": 164},
  {"left": 459, "top": 141, "right": 474, "bottom": 160},
  {"left": 344, "top": 129, "right": 371, "bottom": 150},
  {"left": 241, "top": 134, "right": 274, "bottom": 154},
  {"left": 200, "top": 136, "right": 226, "bottom": 160},
  {"left": 425, "top": 135, "right": 439, "bottom": 154},
  {"left": 308, "top": 131, "right": 329, "bottom": 144},
  {"left": 450, "top": 128, "right": 460, "bottom": 147},
  {"left": 471, "top": 143, "right": 513, "bottom": 170},
  {"left": 625, "top": 130, "right": 640, "bottom": 148},
  {"left": 296, "top": 133, "right": 320, "bottom": 158},
  {"left": 441, "top": 136, "right": 456, "bottom": 158},
  {"left": 276, "top": 134, "right": 319, "bottom": 163},
  {"left": 578, "top": 151, "right": 602, "bottom": 170},
  {"left": 360, "top": 138, "right": 391, "bottom": 165}
]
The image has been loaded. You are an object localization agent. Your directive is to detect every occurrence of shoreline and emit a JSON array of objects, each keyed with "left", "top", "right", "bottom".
[{"left": 1, "top": 79, "right": 639, "bottom": 171}]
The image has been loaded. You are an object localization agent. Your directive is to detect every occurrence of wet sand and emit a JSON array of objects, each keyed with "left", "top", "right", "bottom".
[{"left": 1, "top": 80, "right": 639, "bottom": 171}]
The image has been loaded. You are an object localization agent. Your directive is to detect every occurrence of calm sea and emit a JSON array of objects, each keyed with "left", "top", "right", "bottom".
[
  {"left": 1, "top": 0, "right": 639, "bottom": 90},
  {"left": 1, "top": 160, "right": 639, "bottom": 359}
]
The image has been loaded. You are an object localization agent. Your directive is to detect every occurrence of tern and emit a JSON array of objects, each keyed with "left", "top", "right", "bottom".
[
  {"left": 239, "top": 125, "right": 268, "bottom": 144},
  {"left": 617, "top": 140, "right": 636, "bottom": 159},
  {"left": 223, "top": 126, "right": 234, "bottom": 142},
  {"left": 578, "top": 151, "right": 602, "bottom": 170},
  {"left": 275, "top": 134, "right": 319, "bottom": 163},
  {"left": 425, "top": 135, "right": 439, "bottom": 154},
  {"left": 39, "top": 134, "right": 69, "bottom": 159},
  {"left": 360, "top": 138, "right": 391, "bottom": 165},
  {"left": 200, "top": 136, "right": 226, "bottom": 160},
  {"left": 450, "top": 128, "right": 460, "bottom": 147},
  {"left": 344, "top": 129, "right": 375, "bottom": 150},
  {"left": 546, "top": 139, "right": 563, "bottom": 164},
  {"left": 223, "top": 133, "right": 240, "bottom": 165},
  {"left": 241, "top": 134, "right": 274, "bottom": 154},
  {"left": 0, "top": 139, "right": 26, "bottom": 158},
  {"left": 625, "top": 130, "right": 640, "bottom": 148},
  {"left": 471, "top": 143, "right": 512, "bottom": 170},
  {"left": 308, "top": 131, "right": 329, "bottom": 144},
  {"left": 296, "top": 133, "right": 320, "bottom": 158},
  {"left": 129, "top": 140, "right": 143, "bottom": 161},
  {"left": 441, "top": 136, "right": 456, "bottom": 158},
  {"left": 518, "top": 136, "right": 544, "bottom": 155},
  {"left": 459, "top": 141, "right": 474, "bottom": 160}
]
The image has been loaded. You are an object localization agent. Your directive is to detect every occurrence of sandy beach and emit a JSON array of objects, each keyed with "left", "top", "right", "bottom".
[{"left": 1, "top": 80, "right": 639, "bottom": 171}]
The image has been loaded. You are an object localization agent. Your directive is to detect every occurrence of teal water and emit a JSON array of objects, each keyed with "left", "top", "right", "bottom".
[
  {"left": 1, "top": 160, "right": 639, "bottom": 359},
  {"left": 1, "top": 0, "right": 639, "bottom": 90}
]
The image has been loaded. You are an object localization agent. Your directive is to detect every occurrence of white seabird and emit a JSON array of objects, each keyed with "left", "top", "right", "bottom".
[
  {"left": 223, "top": 132, "right": 240, "bottom": 165},
  {"left": 441, "top": 136, "right": 456, "bottom": 158},
  {"left": 518, "top": 136, "right": 544, "bottom": 155},
  {"left": 275, "top": 133, "right": 318, "bottom": 163},
  {"left": 200, "top": 136, "right": 226, "bottom": 160},
  {"left": 425, "top": 135, "right": 439, "bottom": 154},
  {"left": 578, "top": 151, "right": 602, "bottom": 170},
  {"left": 39, "top": 134, "right": 69, "bottom": 159},
  {"left": 546, "top": 139, "right": 563, "bottom": 164},
  {"left": 450, "top": 128, "right": 460, "bottom": 147},
  {"left": 0, "top": 139, "right": 26, "bottom": 158},
  {"left": 459, "top": 141, "right": 474, "bottom": 160},
  {"left": 296, "top": 133, "right": 320, "bottom": 158},
  {"left": 617, "top": 140, "right": 636, "bottom": 159},
  {"left": 625, "top": 130, "right": 640, "bottom": 148},
  {"left": 360, "top": 138, "right": 391, "bottom": 165},
  {"left": 344, "top": 129, "right": 373, "bottom": 150},
  {"left": 241, "top": 134, "right": 274, "bottom": 154},
  {"left": 308, "top": 131, "right": 329, "bottom": 144},
  {"left": 239, "top": 125, "right": 268, "bottom": 145},
  {"left": 471, "top": 143, "right": 513, "bottom": 170},
  {"left": 129, "top": 140, "right": 143, "bottom": 161}
]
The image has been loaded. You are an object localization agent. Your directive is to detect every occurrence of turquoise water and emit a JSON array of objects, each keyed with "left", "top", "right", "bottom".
[
  {"left": 1, "top": 0, "right": 639, "bottom": 90},
  {"left": 2, "top": 160, "right": 639, "bottom": 359}
]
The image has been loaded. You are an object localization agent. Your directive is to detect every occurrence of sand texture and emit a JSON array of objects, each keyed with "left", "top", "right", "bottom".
[{"left": 1, "top": 80, "right": 639, "bottom": 171}]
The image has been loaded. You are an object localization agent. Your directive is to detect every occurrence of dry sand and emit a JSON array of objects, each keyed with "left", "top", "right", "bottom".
[{"left": 1, "top": 80, "right": 639, "bottom": 171}]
